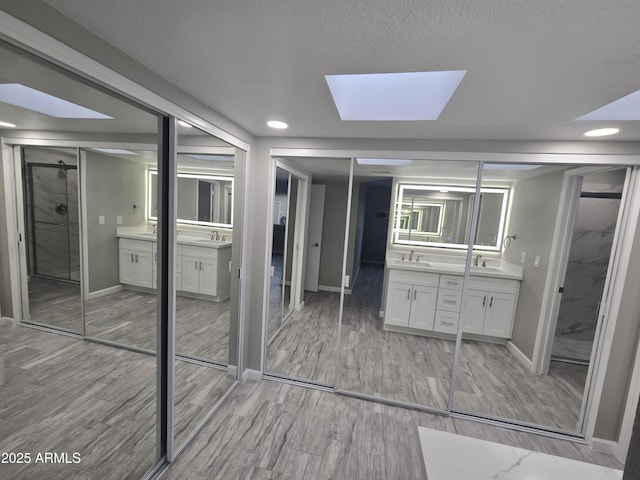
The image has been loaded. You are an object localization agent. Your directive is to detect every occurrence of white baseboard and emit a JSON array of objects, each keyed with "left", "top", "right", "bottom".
[
  {"left": 506, "top": 340, "right": 535, "bottom": 373},
  {"left": 318, "top": 285, "right": 352, "bottom": 295},
  {"left": 296, "top": 301, "right": 305, "bottom": 311},
  {"left": 0, "top": 316, "right": 14, "bottom": 326},
  {"left": 86, "top": 284, "right": 123, "bottom": 300},
  {"left": 242, "top": 369, "right": 262, "bottom": 382},
  {"left": 227, "top": 364, "right": 237, "bottom": 377},
  {"left": 591, "top": 437, "right": 618, "bottom": 456}
]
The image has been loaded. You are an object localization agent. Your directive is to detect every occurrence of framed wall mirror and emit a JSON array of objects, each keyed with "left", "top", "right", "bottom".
[
  {"left": 393, "top": 184, "right": 508, "bottom": 250},
  {"left": 148, "top": 163, "right": 233, "bottom": 227}
]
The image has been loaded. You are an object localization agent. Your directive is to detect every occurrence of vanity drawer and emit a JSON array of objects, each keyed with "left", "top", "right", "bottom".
[
  {"left": 469, "top": 276, "right": 518, "bottom": 294},
  {"left": 434, "top": 310, "right": 459, "bottom": 334},
  {"left": 182, "top": 244, "right": 218, "bottom": 260},
  {"left": 388, "top": 269, "right": 438, "bottom": 287},
  {"left": 436, "top": 288, "right": 462, "bottom": 312},
  {"left": 439, "top": 275, "right": 464, "bottom": 290},
  {"left": 119, "top": 238, "right": 153, "bottom": 252}
]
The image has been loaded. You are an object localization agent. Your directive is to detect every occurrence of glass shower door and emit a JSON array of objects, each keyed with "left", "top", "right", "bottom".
[{"left": 29, "top": 163, "right": 80, "bottom": 281}]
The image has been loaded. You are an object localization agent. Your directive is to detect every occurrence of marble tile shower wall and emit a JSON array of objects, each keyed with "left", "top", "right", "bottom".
[
  {"left": 553, "top": 186, "right": 622, "bottom": 361},
  {"left": 23, "top": 147, "right": 80, "bottom": 282}
]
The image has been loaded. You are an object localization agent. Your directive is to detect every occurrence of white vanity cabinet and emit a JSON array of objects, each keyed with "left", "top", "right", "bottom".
[
  {"left": 152, "top": 243, "right": 182, "bottom": 290},
  {"left": 384, "top": 270, "right": 438, "bottom": 330},
  {"left": 119, "top": 238, "right": 153, "bottom": 288},
  {"left": 181, "top": 245, "right": 231, "bottom": 300},
  {"left": 384, "top": 266, "right": 520, "bottom": 342},
  {"left": 463, "top": 276, "right": 518, "bottom": 338}
]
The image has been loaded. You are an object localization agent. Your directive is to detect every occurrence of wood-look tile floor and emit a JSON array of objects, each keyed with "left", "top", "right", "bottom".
[
  {"left": 26, "top": 277, "right": 230, "bottom": 364},
  {"left": 0, "top": 323, "right": 235, "bottom": 480},
  {"left": 266, "top": 265, "right": 588, "bottom": 432},
  {"left": 162, "top": 379, "right": 623, "bottom": 480}
]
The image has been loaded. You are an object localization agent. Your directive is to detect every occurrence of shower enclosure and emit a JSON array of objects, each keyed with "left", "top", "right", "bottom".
[{"left": 26, "top": 162, "right": 80, "bottom": 282}]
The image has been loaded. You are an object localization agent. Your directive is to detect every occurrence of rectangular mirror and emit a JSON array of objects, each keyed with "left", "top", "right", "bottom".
[
  {"left": 148, "top": 166, "right": 233, "bottom": 227},
  {"left": 393, "top": 184, "right": 508, "bottom": 250}
]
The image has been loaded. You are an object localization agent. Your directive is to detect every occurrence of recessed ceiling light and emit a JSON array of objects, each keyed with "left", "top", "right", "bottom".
[
  {"left": 325, "top": 70, "right": 467, "bottom": 121},
  {"left": 440, "top": 189, "right": 449, "bottom": 193},
  {"left": 178, "top": 120, "right": 192, "bottom": 128},
  {"left": 267, "top": 120, "right": 288, "bottom": 129},
  {"left": 578, "top": 90, "right": 640, "bottom": 120},
  {"left": 0, "top": 83, "right": 112, "bottom": 119},
  {"left": 93, "top": 148, "right": 137, "bottom": 155},
  {"left": 583, "top": 128, "right": 620, "bottom": 137},
  {"left": 0, "top": 121, "right": 16, "bottom": 128},
  {"left": 356, "top": 158, "right": 411, "bottom": 166}
]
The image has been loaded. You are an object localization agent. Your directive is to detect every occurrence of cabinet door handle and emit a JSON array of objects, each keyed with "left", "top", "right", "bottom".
[
  {"left": 413, "top": 290, "right": 417, "bottom": 300},
  {"left": 490, "top": 296, "right": 493, "bottom": 308},
  {"left": 195, "top": 260, "right": 198, "bottom": 270},
  {"left": 154, "top": 252, "right": 157, "bottom": 263},
  {"left": 130, "top": 253, "right": 134, "bottom": 262},
  {"left": 407, "top": 289, "right": 410, "bottom": 299},
  {"left": 135, "top": 253, "right": 138, "bottom": 263},
  {"left": 482, "top": 295, "right": 486, "bottom": 307},
  {"left": 199, "top": 261, "right": 203, "bottom": 270}
]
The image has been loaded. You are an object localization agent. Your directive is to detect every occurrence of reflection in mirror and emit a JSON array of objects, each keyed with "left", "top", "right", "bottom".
[
  {"left": 265, "top": 158, "right": 344, "bottom": 386},
  {"left": 148, "top": 166, "right": 233, "bottom": 226},
  {"left": 337, "top": 159, "right": 479, "bottom": 411},
  {"left": 173, "top": 123, "right": 238, "bottom": 450},
  {"left": 452, "top": 163, "right": 628, "bottom": 433},
  {"left": 2, "top": 37, "right": 162, "bottom": 478},
  {"left": 394, "top": 184, "right": 508, "bottom": 250},
  {"left": 20, "top": 147, "right": 83, "bottom": 334}
]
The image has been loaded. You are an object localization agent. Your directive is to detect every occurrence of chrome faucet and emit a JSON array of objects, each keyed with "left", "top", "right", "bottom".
[
  {"left": 210, "top": 230, "right": 220, "bottom": 241},
  {"left": 473, "top": 254, "right": 483, "bottom": 267},
  {"left": 408, "top": 250, "right": 415, "bottom": 261}
]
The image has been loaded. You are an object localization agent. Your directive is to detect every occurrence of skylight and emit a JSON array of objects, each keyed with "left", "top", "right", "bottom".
[
  {"left": 0, "top": 84, "right": 112, "bottom": 119},
  {"left": 325, "top": 70, "right": 466, "bottom": 121},
  {"left": 187, "top": 154, "right": 234, "bottom": 161},
  {"left": 577, "top": 89, "right": 640, "bottom": 121}
]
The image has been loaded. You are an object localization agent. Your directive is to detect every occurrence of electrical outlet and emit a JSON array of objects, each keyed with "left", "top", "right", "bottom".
[
  {"left": 534, "top": 255, "right": 541, "bottom": 268},
  {"left": 520, "top": 252, "right": 527, "bottom": 264},
  {"left": 98, "top": 215, "right": 105, "bottom": 225},
  {"left": 116, "top": 215, "right": 123, "bottom": 225}
]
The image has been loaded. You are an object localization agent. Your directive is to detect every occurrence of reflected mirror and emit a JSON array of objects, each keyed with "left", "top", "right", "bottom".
[
  {"left": 148, "top": 164, "right": 233, "bottom": 227},
  {"left": 394, "top": 184, "right": 508, "bottom": 250}
]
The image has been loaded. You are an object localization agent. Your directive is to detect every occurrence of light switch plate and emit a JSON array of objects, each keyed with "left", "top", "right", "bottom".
[
  {"left": 534, "top": 255, "right": 541, "bottom": 268},
  {"left": 520, "top": 252, "right": 527, "bottom": 264},
  {"left": 116, "top": 215, "right": 123, "bottom": 225},
  {"left": 98, "top": 215, "right": 105, "bottom": 225}
]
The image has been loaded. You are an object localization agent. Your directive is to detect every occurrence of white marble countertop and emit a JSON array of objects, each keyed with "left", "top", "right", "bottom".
[
  {"left": 418, "top": 427, "right": 622, "bottom": 480},
  {"left": 386, "top": 255, "right": 524, "bottom": 280},
  {"left": 116, "top": 227, "right": 232, "bottom": 249}
]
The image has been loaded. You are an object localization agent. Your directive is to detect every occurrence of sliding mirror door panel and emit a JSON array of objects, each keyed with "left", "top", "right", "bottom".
[
  {"left": 172, "top": 124, "right": 239, "bottom": 451},
  {"left": 265, "top": 157, "right": 349, "bottom": 386},
  {"left": 21, "top": 147, "right": 82, "bottom": 334},
  {"left": 336, "top": 159, "right": 479, "bottom": 411},
  {"left": 451, "top": 163, "right": 629, "bottom": 434}
]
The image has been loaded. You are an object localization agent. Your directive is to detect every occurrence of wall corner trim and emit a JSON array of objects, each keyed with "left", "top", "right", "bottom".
[
  {"left": 507, "top": 340, "right": 535, "bottom": 373},
  {"left": 242, "top": 369, "right": 262, "bottom": 382},
  {"left": 591, "top": 437, "right": 618, "bottom": 456}
]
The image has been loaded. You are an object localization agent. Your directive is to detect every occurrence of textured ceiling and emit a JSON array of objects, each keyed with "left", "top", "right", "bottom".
[{"left": 31, "top": 0, "right": 640, "bottom": 140}]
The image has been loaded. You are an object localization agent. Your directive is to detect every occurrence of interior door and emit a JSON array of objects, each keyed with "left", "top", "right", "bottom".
[{"left": 304, "top": 184, "right": 325, "bottom": 292}]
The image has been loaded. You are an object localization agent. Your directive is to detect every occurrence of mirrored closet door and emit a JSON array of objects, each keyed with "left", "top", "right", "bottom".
[
  {"left": 451, "top": 162, "right": 630, "bottom": 434},
  {"left": 264, "top": 157, "right": 349, "bottom": 386},
  {"left": 335, "top": 158, "right": 479, "bottom": 411}
]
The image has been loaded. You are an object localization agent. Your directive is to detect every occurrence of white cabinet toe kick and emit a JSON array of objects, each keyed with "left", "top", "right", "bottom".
[{"left": 384, "top": 269, "right": 520, "bottom": 343}]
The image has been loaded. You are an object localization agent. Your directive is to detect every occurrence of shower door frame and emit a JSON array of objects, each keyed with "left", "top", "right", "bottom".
[{"left": 26, "top": 161, "right": 80, "bottom": 283}]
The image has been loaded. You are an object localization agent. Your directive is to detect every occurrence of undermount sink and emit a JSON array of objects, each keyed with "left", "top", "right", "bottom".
[
  {"left": 138, "top": 232, "right": 156, "bottom": 237},
  {"left": 471, "top": 265, "right": 501, "bottom": 273}
]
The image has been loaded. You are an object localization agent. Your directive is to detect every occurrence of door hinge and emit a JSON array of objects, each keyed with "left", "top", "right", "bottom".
[{"left": 558, "top": 286, "right": 564, "bottom": 293}]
